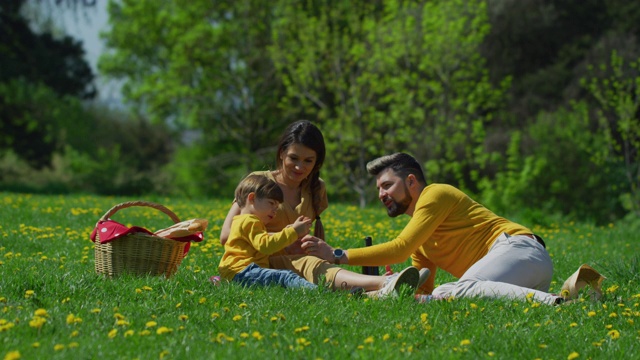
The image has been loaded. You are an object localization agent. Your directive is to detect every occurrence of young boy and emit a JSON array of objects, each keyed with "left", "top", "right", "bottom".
[{"left": 218, "top": 174, "right": 317, "bottom": 289}]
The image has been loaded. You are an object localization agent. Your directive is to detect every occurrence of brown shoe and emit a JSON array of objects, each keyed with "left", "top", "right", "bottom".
[{"left": 561, "top": 264, "right": 606, "bottom": 300}]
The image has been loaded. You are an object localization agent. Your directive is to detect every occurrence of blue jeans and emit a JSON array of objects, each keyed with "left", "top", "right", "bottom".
[{"left": 233, "top": 263, "right": 318, "bottom": 290}]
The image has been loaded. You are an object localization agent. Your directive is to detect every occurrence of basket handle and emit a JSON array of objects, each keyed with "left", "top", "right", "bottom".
[{"left": 99, "top": 201, "right": 181, "bottom": 224}]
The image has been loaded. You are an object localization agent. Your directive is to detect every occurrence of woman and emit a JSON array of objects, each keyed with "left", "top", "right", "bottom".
[
  {"left": 220, "top": 120, "right": 327, "bottom": 251},
  {"left": 217, "top": 121, "right": 421, "bottom": 295}
]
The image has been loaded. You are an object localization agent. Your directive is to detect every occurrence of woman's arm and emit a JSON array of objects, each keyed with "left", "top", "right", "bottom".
[{"left": 220, "top": 202, "right": 241, "bottom": 245}]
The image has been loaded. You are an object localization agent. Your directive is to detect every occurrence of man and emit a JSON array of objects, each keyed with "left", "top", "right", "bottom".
[{"left": 302, "top": 152, "right": 565, "bottom": 305}]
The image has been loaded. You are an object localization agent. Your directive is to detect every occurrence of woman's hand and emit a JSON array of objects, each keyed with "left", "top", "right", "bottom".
[{"left": 300, "top": 235, "right": 334, "bottom": 262}]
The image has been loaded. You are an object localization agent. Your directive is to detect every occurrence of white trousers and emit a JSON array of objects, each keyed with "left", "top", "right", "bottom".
[{"left": 432, "top": 233, "right": 560, "bottom": 305}]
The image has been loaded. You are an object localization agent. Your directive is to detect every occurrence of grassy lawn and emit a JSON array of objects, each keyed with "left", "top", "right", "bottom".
[{"left": 1, "top": 192, "right": 639, "bottom": 359}]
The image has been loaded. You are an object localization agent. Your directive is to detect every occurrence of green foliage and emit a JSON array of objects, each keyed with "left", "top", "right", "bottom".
[
  {"left": 1, "top": 193, "right": 638, "bottom": 359},
  {"left": 480, "top": 102, "right": 627, "bottom": 225},
  {"left": 99, "top": 0, "right": 291, "bottom": 187},
  {"left": 271, "top": 0, "right": 507, "bottom": 204},
  {"left": 581, "top": 51, "right": 640, "bottom": 216},
  {"left": 0, "top": 80, "right": 90, "bottom": 169}
]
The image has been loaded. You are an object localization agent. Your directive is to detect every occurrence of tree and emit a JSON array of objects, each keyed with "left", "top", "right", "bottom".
[
  {"left": 582, "top": 51, "right": 640, "bottom": 216},
  {"left": 0, "top": 0, "right": 96, "bottom": 168},
  {"left": 271, "top": 0, "right": 506, "bottom": 205},
  {"left": 99, "top": 0, "right": 291, "bottom": 196}
]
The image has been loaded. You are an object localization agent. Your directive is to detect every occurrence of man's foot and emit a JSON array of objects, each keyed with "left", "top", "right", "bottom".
[
  {"left": 561, "top": 264, "right": 605, "bottom": 300},
  {"left": 374, "top": 266, "right": 419, "bottom": 298}
]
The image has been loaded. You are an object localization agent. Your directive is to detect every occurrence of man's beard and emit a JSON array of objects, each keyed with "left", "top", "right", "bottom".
[{"left": 385, "top": 188, "right": 412, "bottom": 217}]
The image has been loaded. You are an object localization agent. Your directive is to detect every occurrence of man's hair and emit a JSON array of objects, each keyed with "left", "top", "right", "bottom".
[
  {"left": 235, "top": 174, "right": 284, "bottom": 208},
  {"left": 366, "top": 153, "right": 426, "bottom": 184}
]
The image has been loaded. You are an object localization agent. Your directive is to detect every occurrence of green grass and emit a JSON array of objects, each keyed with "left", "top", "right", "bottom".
[{"left": 1, "top": 192, "right": 639, "bottom": 359}]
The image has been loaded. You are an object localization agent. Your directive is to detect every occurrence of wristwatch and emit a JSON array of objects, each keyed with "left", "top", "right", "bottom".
[{"left": 333, "top": 248, "right": 345, "bottom": 265}]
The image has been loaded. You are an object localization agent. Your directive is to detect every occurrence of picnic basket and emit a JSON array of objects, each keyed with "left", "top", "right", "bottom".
[{"left": 92, "top": 201, "right": 190, "bottom": 278}]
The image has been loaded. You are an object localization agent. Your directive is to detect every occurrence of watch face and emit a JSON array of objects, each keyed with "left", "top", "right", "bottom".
[{"left": 333, "top": 249, "right": 344, "bottom": 257}]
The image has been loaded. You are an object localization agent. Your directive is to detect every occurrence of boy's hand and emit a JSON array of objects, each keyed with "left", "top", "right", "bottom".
[{"left": 292, "top": 216, "right": 313, "bottom": 237}]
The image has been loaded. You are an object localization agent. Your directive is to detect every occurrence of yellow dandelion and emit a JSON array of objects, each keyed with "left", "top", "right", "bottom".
[
  {"left": 609, "top": 313, "right": 617, "bottom": 318},
  {"left": 29, "top": 316, "right": 46, "bottom": 329},
  {"left": 90, "top": 308, "right": 101, "bottom": 314},
  {"left": 159, "top": 350, "right": 170, "bottom": 359},
  {"left": 113, "top": 313, "right": 125, "bottom": 320},
  {"left": 364, "top": 336, "right": 374, "bottom": 344},
  {"left": 240, "top": 332, "right": 249, "bottom": 338},
  {"left": 34, "top": 309, "right": 48, "bottom": 317},
  {"left": 108, "top": 329, "right": 117, "bottom": 339},
  {"left": 135, "top": 288, "right": 142, "bottom": 294},
  {"left": 238, "top": 303, "right": 248, "bottom": 308},
  {"left": 116, "top": 319, "right": 129, "bottom": 326},
  {"left": 567, "top": 351, "right": 579, "bottom": 360},
  {"left": 587, "top": 311, "right": 596, "bottom": 317},
  {"left": 70, "top": 330, "right": 79, "bottom": 338},
  {"left": 156, "top": 326, "right": 173, "bottom": 335},
  {"left": 569, "top": 322, "right": 578, "bottom": 327},
  {"left": 211, "top": 313, "right": 220, "bottom": 319},
  {"left": 3, "top": 350, "right": 20, "bottom": 360},
  {"left": 53, "top": 344, "right": 65, "bottom": 351},
  {"left": 142, "top": 286, "right": 152, "bottom": 291},
  {"left": 252, "top": 331, "right": 263, "bottom": 340},
  {"left": 68, "top": 342, "right": 79, "bottom": 348},
  {"left": 139, "top": 330, "right": 151, "bottom": 336},
  {"left": 539, "top": 344, "right": 548, "bottom": 348},
  {"left": 607, "top": 330, "right": 620, "bottom": 339},
  {"left": 31, "top": 343, "right": 40, "bottom": 348},
  {"left": 488, "top": 351, "right": 495, "bottom": 357},
  {"left": 146, "top": 321, "right": 157, "bottom": 328},
  {"left": 232, "top": 315, "right": 242, "bottom": 321},
  {"left": 124, "top": 330, "right": 134, "bottom": 337},
  {"left": 199, "top": 297, "right": 207, "bottom": 304},
  {"left": 420, "top": 313, "right": 428, "bottom": 322},
  {"left": 66, "top": 314, "right": 82, "bottom": 325},
  {"left": 383, "top": 333, "right": 390, "bottom": 341},
  {"left": 606, "top": 285, "right": 619, "bottom": 294},
  {"left": 24, "top": 290, "right": 34, "bottom": 298},
  {"left": 178, "top": 314, "right": 188, "bottom": 321},
  {"left": 460, "top": 339, "right": 471, "bottom": 346}
]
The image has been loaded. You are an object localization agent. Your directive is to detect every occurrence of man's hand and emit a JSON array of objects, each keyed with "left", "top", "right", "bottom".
[{"left": 300, "top": 235, "right": 334, "bottom": 262}]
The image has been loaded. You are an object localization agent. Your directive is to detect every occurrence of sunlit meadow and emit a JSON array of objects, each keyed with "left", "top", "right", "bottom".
[{"left": 1, "top": 192, "right": 639, "bottom": 359}]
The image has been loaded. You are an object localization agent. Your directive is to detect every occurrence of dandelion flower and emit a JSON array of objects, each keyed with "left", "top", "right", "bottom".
[
  {"left": 156, "top": 326, "right": 173, "bottom": 335},
  {"left": 34, "top": 309, "right": 48, "bottom": 317},
  {"left": 252, "top": 331, "right": 263, "bottom": 340},
  {"left": 567, "top": 351, "right": 579, "bottom": 360},
  {"left": 146, "top": 321, "right": 157, "bottom": 328},
  {"left": 178, "top": 314, "right": 188, "bottom": 321},
  {"left": 587, "top": 311, "right": 596, "bottom": 317},
  {"left": 108, "top": 329, "right": 118, "bottom": 339},
  {"left": 364, "top": 336, "right": 374, "bottom": 344},
  {"left": 68, "top": 342, "right": 79, "bottom": 348},
  {"left": 3, "top": 350, "right": 20, "bottom": 360},
  {"left": 53, "top": 344, "right": 65, "bottom": 351},
  {"left": 29, "top": 316, "right": 46, "bottom": 329},
  {"left": 232, "top": 315, "right": 242, "bottom": 321},
  {"left": 607, "top": 330, "right": 620, "bottom": 339},
  {"left": 460, "top": 339, "right": 471, "bottom": 346},
  {"left": 211, "top": 313, "right": 220, "bottom": 319}
]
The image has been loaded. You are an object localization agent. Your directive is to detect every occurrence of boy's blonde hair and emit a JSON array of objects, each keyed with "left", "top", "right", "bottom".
[{"left": 235, "top": 174, "right": 284, "bottom": 208}]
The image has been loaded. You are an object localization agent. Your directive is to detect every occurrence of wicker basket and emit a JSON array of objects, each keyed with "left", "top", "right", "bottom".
[{"left": 93, "top": 201, "right": 187, "bottom": 278}]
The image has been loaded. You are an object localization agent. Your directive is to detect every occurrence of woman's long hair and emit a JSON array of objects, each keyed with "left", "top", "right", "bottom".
[{"left": 275, "top": 120, "right": 326, "bottom": 239}]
